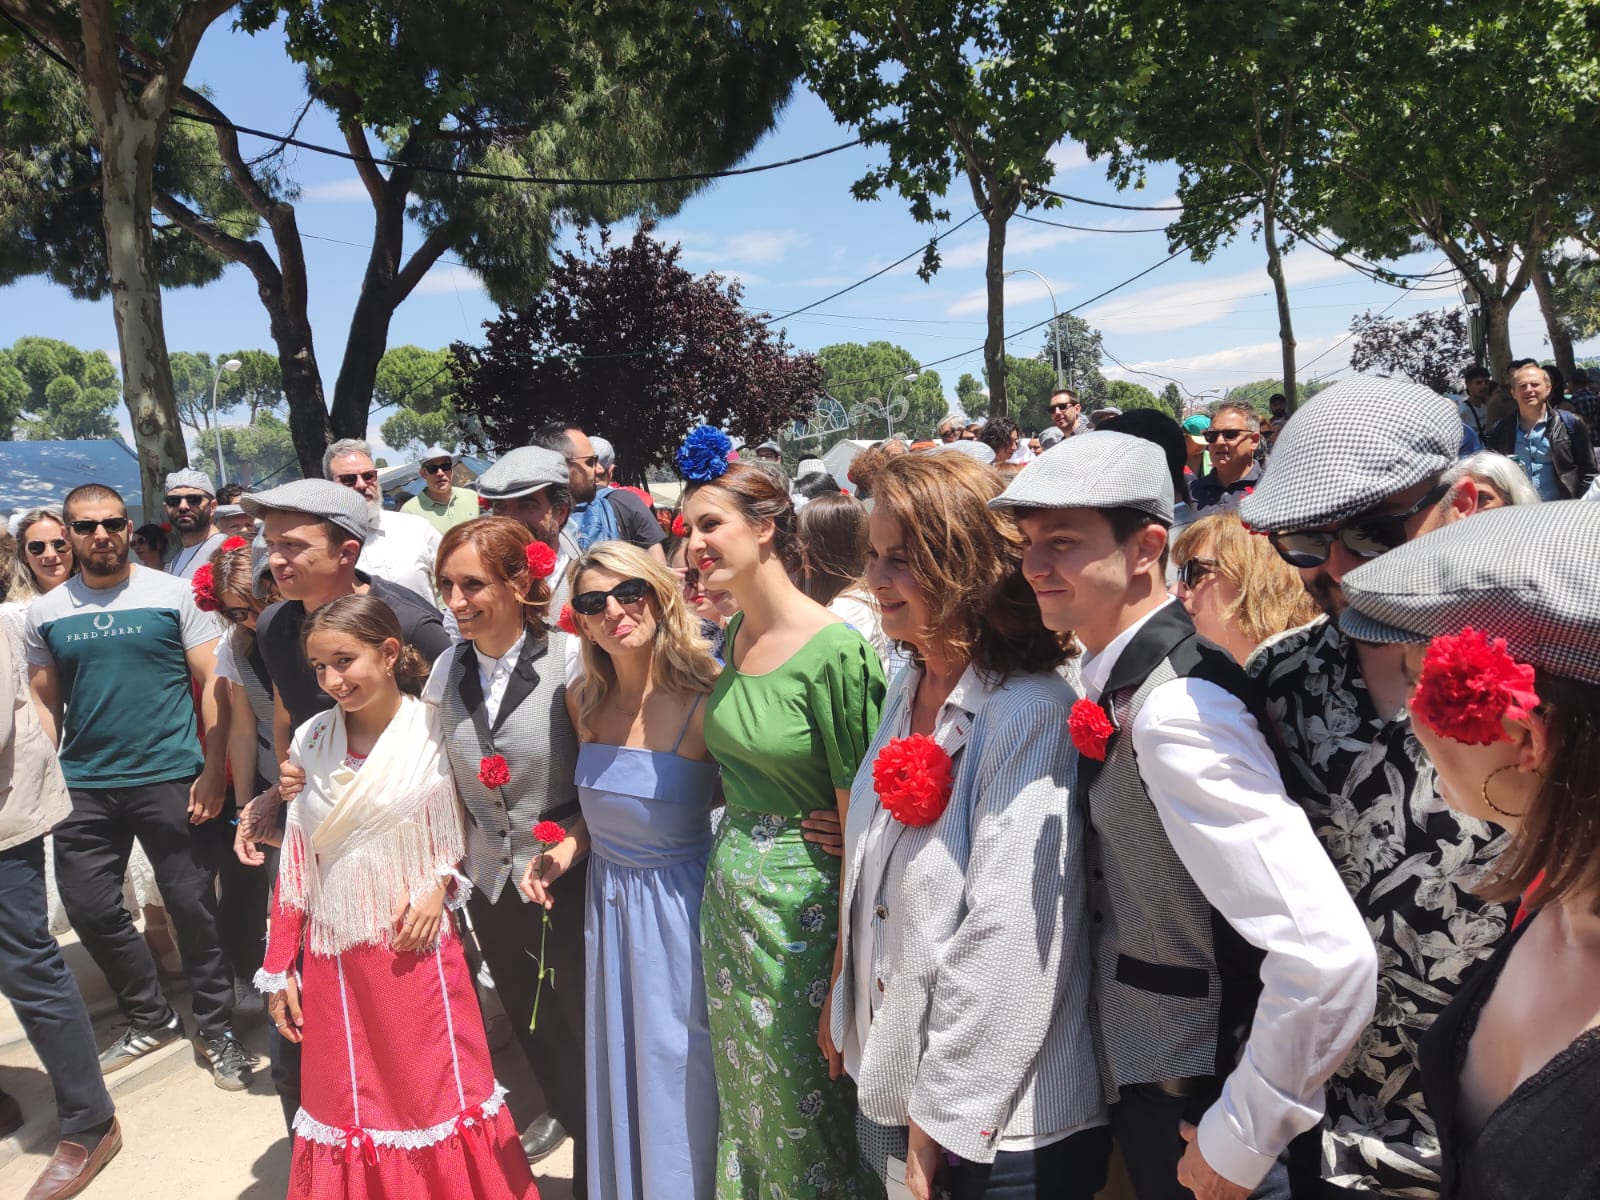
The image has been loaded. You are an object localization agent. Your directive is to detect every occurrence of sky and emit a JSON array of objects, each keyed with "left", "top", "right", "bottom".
[{"left": 4, "top": 21, "right": 1590, "bottom": 460}]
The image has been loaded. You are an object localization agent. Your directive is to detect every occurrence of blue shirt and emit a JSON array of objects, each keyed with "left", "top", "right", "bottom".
[{"left": 1513, "top": 414, "right": 1562, "bottom": 501}]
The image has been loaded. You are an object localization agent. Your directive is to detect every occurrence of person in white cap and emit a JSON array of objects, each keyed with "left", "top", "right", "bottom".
[
  {"left": 323, "top": 438, "right": 441, "bottom": 606},
  {"left": 401, "top": 445, "right": 479, "bottom": 534},
  {"left": 992, "top": 432, "right": 1376, "bottom": 1200},
  {"left": 162, "top": 467, "right": 226, "bottom": 580}
]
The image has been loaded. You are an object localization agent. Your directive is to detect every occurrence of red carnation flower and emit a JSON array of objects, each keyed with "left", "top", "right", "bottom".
[
  {"left": 671, "top": 514, "right": 687, "bottom": 538},
  {"left": 478, "top": 754, "right": 511, "bottom": 789},
  {"left": 533, "top": 820, "right": 566, "bottom": 846},
  {"left": 220, "top": 536, "right": 249, "bottom": 552},
  {"left": 525, "top": 541, "right": 557, "bottom": 580},
  {"left": 190, "top": 563, "right": 222, "bottom": 613},
  {"left": 1068, "top": 699, "right": 1114, "bottom": 761},
  {"left": 557, "top": 603, "right": 577, "bottom": 635},
  {"left": 160, "top": 522, "right": 173, "bottom": 533},
  {"left": 1411, "top": 627, "right": 1539, "bottom": 746},
  {"left": 872, "top": 734, "right": 955, "bottom": 827}
]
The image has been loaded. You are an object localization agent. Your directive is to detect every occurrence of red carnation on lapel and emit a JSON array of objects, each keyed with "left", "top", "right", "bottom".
[
  {"left": 525, "top": 541, "right": 557, "bottom": 580},
  {"left": 478, "top": 754, "right": 511, "bottom": 788},
  {"left": 1068, "top": 699, "right": 1114, "bottom": 761},
  {"left": 872, "top": 734, "right": 955, "bottom": 827},
  {"left": 557, "top": 603, "right": 577, "bottom": 635},
  {"left": 220, "top": 536, "right": 249, "bottom": 552},
  {"left": 190, "top": 563, "right": 221, "bottom": 612},
  {"left": 532, "top": 820, "right": 566, "bottom": 846}
]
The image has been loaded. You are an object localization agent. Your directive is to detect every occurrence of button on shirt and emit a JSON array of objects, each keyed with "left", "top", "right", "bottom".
[
  {"left": 1513, "top": 414, "right": 1563, "bottom": 500},
  {"left": 1083, "top": 599, "right": 1377, "bottom": 1189}
]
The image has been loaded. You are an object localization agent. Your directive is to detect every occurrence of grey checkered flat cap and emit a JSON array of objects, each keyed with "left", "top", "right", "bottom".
[
  {"left": 214, "top": 504, "right": 246, "bottom": 519},
  {"left": 476, "top": 447, "right": 568, "bottom": 500},
  {"left": 1238, "top": 375, "right": 1461, "bottom": 532},
  {"left": 1340, "top": 500, "right": 1600, "bottom": 685},
  {"left": 989, "top": 430, "right": 1173, "bottom": 524},
  {"left": 164, "top": 467, "right": 215, "bottom": 497},
  {"left": 239, "top": 479, "right": 373, "bottom": 544}
]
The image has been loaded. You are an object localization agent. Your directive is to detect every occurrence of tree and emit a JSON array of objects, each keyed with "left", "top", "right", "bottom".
[
  {"left": 954, "top": 373, "right": 987, "bottom": 419},
  {"left": 168, "top": 349, "right": 285, "bottom": 435},
  {"left": 212, "top": 411, "right": 299, "bottom": 488},
  {"left": 1159, "top": 383, "right": 1182, "bottom": 417},
  {"left": 1223, "top": 377, "right": 1332, "bottom": 412},
  {"left": 1349, "top": 308, "right": 1472, "bottom": 394},
  {"left": 451, "top": 225, "right": 824, "bottom": 485},
  {"left": 1, "top": 336, "right": 119, "bottom": 439},
  {"left": 794, "top": 3, "right": 1098, "bottom": 416},
  {"left": 1039, "top": 314, "right": 1110, "bottom": 404},
  {"left": 1105, "top": 379, "right": 1163, "bottom": 414},
  {"left": 0, "top": 0, "right": 242, "bottom": 517},
  {"left": 989, "top": 355, "right": 1058, "bottom": 433},
  {"left": 374, "top": 346, "right": 457, "bottom": 454},
  {"left": 815, "top": 342, "right": 946, "bottom": 439}
]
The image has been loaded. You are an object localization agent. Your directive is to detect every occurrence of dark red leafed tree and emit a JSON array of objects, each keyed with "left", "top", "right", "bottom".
[{"left": 451, "top": 223, "right": 822, "bottom": 484}]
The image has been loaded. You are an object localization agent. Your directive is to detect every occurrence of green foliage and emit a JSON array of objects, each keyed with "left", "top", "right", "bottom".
[
  {"left": 373, "top": 346, "right": 457, "bottom": 454},
  {"left": 1159, "top": 383, "right": 1182, "bottom": 417},
  {"left": 1040, "top": 314, "right": 1110, "bottom": 403},
  {"left": 169, "top": 349, "right": 286, "bottom": 434},
  {"left": 1551, "top": 257, "right": 1600, "bottom": 344},
  {"left": 1105, "top": 379, "right": 1163, "bottom": 414},
  {"left": 1223, "top": 378, "right": 1332, "bottom": 413},
  {"left": 816, "top": 342, "right": 946, "bottom": 439},
  {"left": 1, "top": 337, "right": 119, "bottom": 440},
  {"left": 212, "top": 412, "right": 300, "bottom": 488},
  {"left": 954, "top": 373, "right": 987, "bottom": 419},
  {"left": 990, "top": 356, "right": 1059, "bottom": 433},
  {"left": 1349, "top": 308, "right": 1471, "bottom": 393}
]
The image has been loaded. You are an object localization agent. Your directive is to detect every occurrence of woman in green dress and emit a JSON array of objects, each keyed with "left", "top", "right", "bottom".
[{"left": 679, "top": 434, "right": 887, "bottom": 1199}]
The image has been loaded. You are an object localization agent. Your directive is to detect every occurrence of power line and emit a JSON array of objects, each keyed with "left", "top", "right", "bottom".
[
  {"left": 1028, "top": 185, "right": 1186, "bottom": 212},
  {"left": 1016, "top": 212, "right": 1171, "bottom": 235}
]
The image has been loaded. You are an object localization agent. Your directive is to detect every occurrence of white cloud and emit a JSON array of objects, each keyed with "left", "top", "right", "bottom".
[
  {"left": 673, "top": 228, "right": 812, "bottom": 267},
  {"left": 1102, "top": 332, "right": 1351, "bottom": 400},
  {"left": 1084, "top": 252, "right": 1358, "bottom": 334},
  {"left": 1047, "top": 141, "right": 1092, "bottom": 175},
  {"left": 412, "top": 264, "right": 484, "bottom": 296},
  {"left": 945, "top": 274, "right": 1073, "bottom": 318},
  {"left": 299, "top": 177, "right": 374, "bottom": 203}
]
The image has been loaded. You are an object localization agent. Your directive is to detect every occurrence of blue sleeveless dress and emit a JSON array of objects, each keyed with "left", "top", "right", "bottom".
[{"left": 577, "top": 730, "right": 720, "bottom": 1200}]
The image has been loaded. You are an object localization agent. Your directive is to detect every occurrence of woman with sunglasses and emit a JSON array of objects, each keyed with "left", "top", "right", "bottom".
[
  {"left": 535, "top": 541, "right": 722, "bottom": 1200},
  {"left": 131, "top": 524, "right": 169, "bottom": 571},
  {"left": 1170, "top": 513, "right": 1318, "bottom": 664},
  {"left": 679, "top": 439, "right": 886, "bottom": 1198}
]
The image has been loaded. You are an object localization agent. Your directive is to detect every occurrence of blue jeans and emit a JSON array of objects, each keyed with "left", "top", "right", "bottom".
[{"left": 0, "top": 838, "right": 115, "bottom": 1135}]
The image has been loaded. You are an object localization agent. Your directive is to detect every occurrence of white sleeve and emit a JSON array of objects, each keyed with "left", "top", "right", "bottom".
[
  {"left": 421, "top": 645, "right": 455, "bottom": 706},
  {"left": 1130, "top": 677, "right": 1378, "bottom": 1189},
  {"left": 213, "top": 636, "right": 242, "bottom": 686}
]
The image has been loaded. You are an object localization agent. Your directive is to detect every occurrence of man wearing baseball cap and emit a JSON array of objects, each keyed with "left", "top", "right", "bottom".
[
  {"left": 476, "top": 445, "right": 583, "bottom": 613},
  {"left": 1239, "top": 376, "right": 1507, "bottom": 1197},
  {"left": 993, "top": 433, "right": 1375, "bottom": 1200},
  {"left": 162, "top": 467, "right": 226, "bottom": 580}
]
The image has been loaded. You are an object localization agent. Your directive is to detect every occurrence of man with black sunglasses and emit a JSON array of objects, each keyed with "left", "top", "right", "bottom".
[
  {"left": 1189, "top": 403, "right": 1263, "bottom": 516},
  {"left": 401, "top": 444, "right": 480, "bottom": 533},
  {"left": 1239, "top": 377, "right": 1508, "bottom": 1199},
  {"left": 531, "top": 422, "right": 666, "bottom": 559},
  {"left": 161, "top": 468, "right": 226, "bottom": 581},
  {"left": 1048, "top": 387, "right": 1091, "bottom": 437},
  {"left": 323, "top": 438, "right": 441, "bottom": 606}
]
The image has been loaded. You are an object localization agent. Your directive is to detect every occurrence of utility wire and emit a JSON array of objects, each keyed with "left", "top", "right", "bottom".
[
  {"left": 1028, "top": 185, "right": 1186, "bottom": 212},
  {"left": 1016, "top": 212, "right": 1172, "bottom": 235}
]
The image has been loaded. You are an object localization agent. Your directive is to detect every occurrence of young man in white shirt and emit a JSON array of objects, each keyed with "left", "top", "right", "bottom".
[{"left": 993, "top": 432, "right": 1376, "bottom": 1200}]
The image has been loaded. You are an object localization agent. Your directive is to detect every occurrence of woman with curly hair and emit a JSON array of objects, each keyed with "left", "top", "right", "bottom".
[{"left": 831, "top": 452, "right": 1109, "bottom": 1200}]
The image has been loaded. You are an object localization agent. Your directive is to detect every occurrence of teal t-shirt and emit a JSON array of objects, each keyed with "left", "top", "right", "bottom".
[{"left": 25, "top": 564, "right": 217, "bottom": 788}]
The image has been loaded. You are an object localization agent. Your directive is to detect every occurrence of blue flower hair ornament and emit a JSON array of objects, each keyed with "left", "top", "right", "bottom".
[{"left": 676, "top": 424, "right": 733, "bottom": 483}]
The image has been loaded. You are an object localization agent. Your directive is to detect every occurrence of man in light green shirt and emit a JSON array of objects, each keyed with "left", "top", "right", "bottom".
[{"left": 401, "top": 445, "right": 480, "bottom": 533}]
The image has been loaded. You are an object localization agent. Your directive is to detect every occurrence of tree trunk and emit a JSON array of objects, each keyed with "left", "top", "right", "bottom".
[
  {"left": 267, "top": 301, "right": 332, "bottom": 480},
  {"left": 1261, "top": 199, "right": 1297, "bottom": 413},
  {"left": 1531, "top": 262, "right": 1577, "bottom": 387},
  {"left": 983, "top": 208, "right": 1009, "bottom": 419},
  {"left": 330, "top": 285, "right": 397, "bottom": 440}
]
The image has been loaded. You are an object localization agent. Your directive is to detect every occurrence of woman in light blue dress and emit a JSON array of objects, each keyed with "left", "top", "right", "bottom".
[{"left": 529, "top": 541, "right": 721, "bottom": 1200}]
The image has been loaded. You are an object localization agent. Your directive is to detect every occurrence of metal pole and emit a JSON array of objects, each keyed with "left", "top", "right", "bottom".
[
  {"left": 211, "top": 365, "right": 227, "bottom": 486},
  {"left": 1004, "top": 268, "right": 1062, "bottom": 388}
]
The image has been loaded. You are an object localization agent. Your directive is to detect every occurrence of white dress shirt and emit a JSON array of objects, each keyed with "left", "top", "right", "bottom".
[
  {"left": 1080, "top": 598, "right": 1377, "bottom": 1188},
  {"left": 358, "top": 510, "right": 441, "bottom": 607},
  {"left": 421, "top": 631, "right": 527, "bottom": 728}
]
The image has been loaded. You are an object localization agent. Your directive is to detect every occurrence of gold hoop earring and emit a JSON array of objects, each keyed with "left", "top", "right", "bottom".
[{"left": 1482, "top": 763, "right": 1530, "bottom": 818}]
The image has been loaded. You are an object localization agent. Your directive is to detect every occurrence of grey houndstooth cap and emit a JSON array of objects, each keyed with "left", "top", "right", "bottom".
[
  {"left": 239, "top": 478, "right": 373, "bottom": 544},
  {"left": 1238, "top": 375, "right": 1461, "bottom": 532},
  {"left": 1340, "top": 500, "right": 1600, "bottom": 685},
  {"left": 164, "top": 467, "right": 215, "bottom": 497},
  {"left": 476, "top": 446, "right": 568, "bottom": 500},
  {"left": 989, "top": 430, "right": 1174, "bottom": 524}
]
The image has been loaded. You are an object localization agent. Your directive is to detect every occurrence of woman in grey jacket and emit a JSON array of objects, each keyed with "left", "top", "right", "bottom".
[{"left": 828, "top": 453, "right": 1109, "bottom": 1200}]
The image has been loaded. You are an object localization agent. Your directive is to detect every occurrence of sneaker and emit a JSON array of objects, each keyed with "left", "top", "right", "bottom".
[
  {"left": 98, "top": 1012, "right": 183, "bottom": 1074},
  {"left": 233, "top": 979, "right": 265, "bottom": 1020},
  {"left": 202, "top": 1033, "right": 254, "bottom": 1092}
]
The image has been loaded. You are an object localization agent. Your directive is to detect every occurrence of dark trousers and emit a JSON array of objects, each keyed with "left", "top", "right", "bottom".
[
  {"left": 949, "top": 1124, "right": 1113, "bottom": 1200},
  {"left": 467, "top": 863, "right": 589, "bottom": 1198},
  {"left": 1110, "top": 1083, "right": 1291, "bottom": 1200},
  {"left": 0, "top": 838, "right": 116, "bottom": 1135},
  {"left": 54, "top": 779, "right": 234, "bottom": 1040},
  {"left": 213, "top": 793, "right": 267, "bottom": 980}
]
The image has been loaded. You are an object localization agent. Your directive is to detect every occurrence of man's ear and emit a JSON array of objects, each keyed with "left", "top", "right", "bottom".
[
  {"left": 1133, "top": 521, "right": 1169, "bottom": 575},
  {"left": 1443, "top": 475, "right": 1480, "bottom": 522}
]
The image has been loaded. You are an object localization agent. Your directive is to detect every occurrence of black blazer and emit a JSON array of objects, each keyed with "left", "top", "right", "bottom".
[{"left": 1486, "top": 406, "right": 1598, "bottom": 498}]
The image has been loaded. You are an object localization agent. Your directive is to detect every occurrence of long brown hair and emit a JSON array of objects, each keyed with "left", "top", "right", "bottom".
[
  {"left": 436, "top": 516, "right": 552, "bottom": 632},
  {"left": 684, "top": 463, "right": 801, "bottom": 574},
  {"left": 798, "top": 492, "right": 869, "bottom": 606},
  {"left": 870, "top": 453, "right": 1074, "bottom": 682},
  {"left": 209, "top": 538, "right": 278, "bottom": 657},
  {"left": 300, "top": 594, "right": 430, "bottom": 696}
]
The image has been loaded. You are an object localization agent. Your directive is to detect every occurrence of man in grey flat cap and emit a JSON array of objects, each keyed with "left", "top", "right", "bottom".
[
  {"left": 162, "top": 467, "right": 226, "bottom": 580},
  {"left": 1239, "top": 375, "right": 1507, "bottom": 1199},
  {"left": 994, "top": 433, "right": 1375, "bottom": 1200},
  {"left": 476, "top": 444, "right": 583, "bottom": 613}
]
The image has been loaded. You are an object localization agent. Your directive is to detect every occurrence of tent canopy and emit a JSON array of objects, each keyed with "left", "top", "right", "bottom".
[{"left": 0, "top": 439, "right": 143, "bottom": 517}]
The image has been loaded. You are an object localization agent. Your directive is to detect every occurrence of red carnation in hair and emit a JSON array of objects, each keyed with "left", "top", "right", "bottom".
[
  {"left": 190, "top": 563, "right": 222, "bottom": 612},
  {"left": 1068, "top": 699, "right": 1114, "bottom": 761},
  {"left": 478, "top": 754, "right": 511, "bottom": 789},
  {"left": 220, "top": 536, "right": 249, "bottom": 552},
  {"left": 525, "top": 540, "right": 557, "bottom": 580},
  {"left": 533, "top": 820, "right": 566, "bottom": 846},
  {"left": 872, "top": 734, "right": 955, "bottom": 827},
  {"left": 160, "top": 522, "right": 173, "bottom": 533},
  {"left": 557, "top": 603, "right": 577, "bottom": 635},
  {"left": 1411, "top": 627, "right": 1539, "bottom": 746},
  {"left": 671, "top": 514, "right": 687, "bottom": 538}
]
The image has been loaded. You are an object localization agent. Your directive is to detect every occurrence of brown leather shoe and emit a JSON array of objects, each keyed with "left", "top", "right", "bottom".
[
  {"left": 24, "top": 1119, "right": 121, "bottom": 1200},
  {"left": 0, "top": 1088, "right": 23, "bottom": 1137}
]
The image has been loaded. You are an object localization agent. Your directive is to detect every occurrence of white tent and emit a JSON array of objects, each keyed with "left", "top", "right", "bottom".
[{"left": 821, "top": 438, "right": 877, "bottom": 496}]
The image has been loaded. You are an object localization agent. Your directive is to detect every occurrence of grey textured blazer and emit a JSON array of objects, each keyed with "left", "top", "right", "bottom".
[{"left": 831, "top": 663, "right": 1103, "bottom": 1164}]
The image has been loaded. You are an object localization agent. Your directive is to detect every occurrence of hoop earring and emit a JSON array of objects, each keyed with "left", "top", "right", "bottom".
[{"left": 1482, "top": 763, "right": 1530, "bottom": 818}]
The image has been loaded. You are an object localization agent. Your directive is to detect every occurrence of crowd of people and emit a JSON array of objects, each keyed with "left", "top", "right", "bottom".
[{"left": 0, "top": 365, "right": 1594, "bottom": 1200}]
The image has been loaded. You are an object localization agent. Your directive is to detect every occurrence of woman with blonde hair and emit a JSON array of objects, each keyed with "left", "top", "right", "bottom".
[
  {"left": 1170, "top": 512, "right": 1319, "bottom": 664},
  {"left": 531, "top": 540, "right": 722, "bottom": 1199}
]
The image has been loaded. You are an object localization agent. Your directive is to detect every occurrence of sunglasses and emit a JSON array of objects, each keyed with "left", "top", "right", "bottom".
[
  {"left": 164, "top": 494, "right": 209, "bottom": 508},
  {"left": 67, "top": 517, "right": 130, "bottom": 536},
  {"left": 1176, "top": 557, "right": 1218, "bottom": 590},
  {"left": 26, "top": 538, "right": 68, "bottom": 556},
  {"left": 1267, "top": 482, "right": 1450, "bottom": 569},
  {"left": 571, "top": 577, "right": 651, "bottom": 616},
  {"left": 568, "top": 455, "right": 600, "bottom": 470},
  {"left": 335, "top": 470, "right": 379, "bottom": 486},
  {"left": 421, "top": 460, "right": 452, "bottom": 474},
  {"left": 1048, "top": 402, "right": 1077, "bottom": 413},
  {"left": 220, "top": 606, "right": 254, "bottom": 624},
  {"left": 1201, "top": 428, "right": 1253, "bottom": 444}
]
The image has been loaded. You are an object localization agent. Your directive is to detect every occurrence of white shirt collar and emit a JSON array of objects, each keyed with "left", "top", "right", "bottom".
[
  {"left": 475, "top": 629, "right": 527, "bottom": 675},
  {"left": 1079, "top": 596, "right": 1178, "bottom": 702}
]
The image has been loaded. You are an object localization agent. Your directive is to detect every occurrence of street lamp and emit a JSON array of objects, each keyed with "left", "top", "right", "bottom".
[
  {"left": 1004, "top": 268, "right": 1063, "bottom": 388},
  {"left": 211, "top": 357, "right": 242, "bottom": 485}
]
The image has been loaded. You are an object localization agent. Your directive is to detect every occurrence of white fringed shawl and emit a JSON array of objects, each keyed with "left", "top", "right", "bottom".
[{"left": 279, "top": 696, "right": 465, "bottom": 956}]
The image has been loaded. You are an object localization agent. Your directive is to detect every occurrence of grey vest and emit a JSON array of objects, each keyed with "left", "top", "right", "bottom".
[
  {"left": 1080, "top": 604, "right": 1266, "bottom": 1103},
  {"left": 437, "top": 629, "right": 580, "bottom": 902}
]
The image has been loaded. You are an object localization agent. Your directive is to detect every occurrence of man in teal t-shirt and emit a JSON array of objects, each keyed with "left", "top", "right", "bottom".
[{"left": 25, "top": 483, "right": 250, "bottom": 1090}]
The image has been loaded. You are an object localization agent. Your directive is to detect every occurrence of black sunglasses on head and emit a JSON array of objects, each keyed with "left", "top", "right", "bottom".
[
  {"left": 67, "top": 517, "right": 130, "bottom": 535},
  {"left": 571, "top": 577, "right": 651, "bottom": 616},
  {"left": 1267, "top": 482, "right": 1451, "bottom": 568},
  {"left": 27, "top": 538, "right": 68, "bottom": 556}
]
